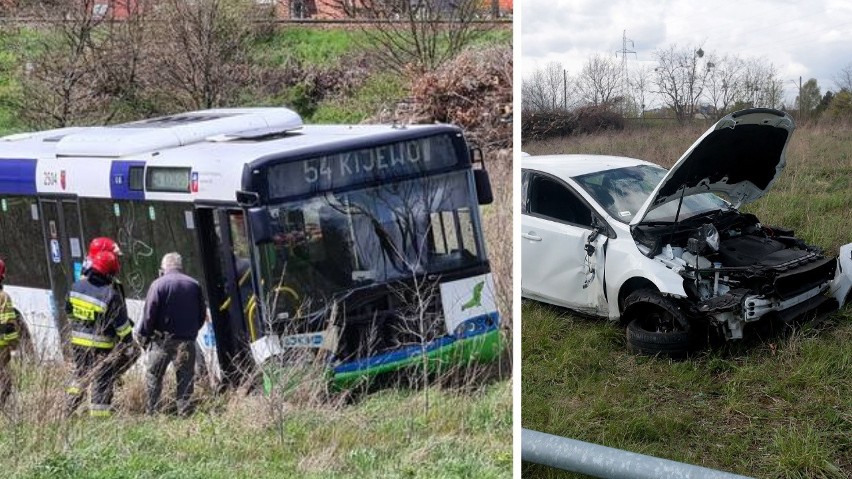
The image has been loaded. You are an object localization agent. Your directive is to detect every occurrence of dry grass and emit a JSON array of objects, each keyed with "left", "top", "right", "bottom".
[
  {"left": 1, "top": 355, "right": 511, "bottom": 478},
  {"left": 481, "top": 147, "right": 513, "bottom": 378}
]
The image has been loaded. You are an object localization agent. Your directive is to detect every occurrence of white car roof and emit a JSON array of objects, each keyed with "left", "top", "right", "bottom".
[{"left": 522, "top": 154, "right": 659, "bottom": 181}]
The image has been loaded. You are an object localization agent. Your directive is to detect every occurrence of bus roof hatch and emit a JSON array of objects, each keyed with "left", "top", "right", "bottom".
[{"left": 53, "top": 108, "right": 303, "bottom": 158}]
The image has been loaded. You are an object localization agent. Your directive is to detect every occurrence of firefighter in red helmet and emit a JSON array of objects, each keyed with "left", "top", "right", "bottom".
[
  {"left": 88, "top": 237, "right": 121, "bottom": 258},
  {"left": 81, "top": 237, "right": 139, "bottom": 381},
  {"left": 64, "top": 250, "right": 134, "bottom": 417},
  {"left": 0, "top": 258, "right": 22, "bottom": 408},
  {"left": 82, "top": 237, "right": 125, "bottom": 298}
]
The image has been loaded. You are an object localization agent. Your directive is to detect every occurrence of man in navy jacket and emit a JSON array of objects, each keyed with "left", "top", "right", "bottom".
[{"left": 137, "top": 252, "right": 206, "bottom": 416}]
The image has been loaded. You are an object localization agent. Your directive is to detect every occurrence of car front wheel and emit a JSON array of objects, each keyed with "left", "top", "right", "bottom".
[{"left": 622, "top": 290, "right": 695, "bottom": 358}]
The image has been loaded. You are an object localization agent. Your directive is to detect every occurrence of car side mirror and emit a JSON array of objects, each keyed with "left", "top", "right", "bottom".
[
  {"left": 474, "top": 169, "right": 493, "bottom": 205},
  {"left": 591, "top": 216, "right": 612, "bottom": 239},
  {"left": 247, "top": 207, "right": 273, "bottom": 245}
]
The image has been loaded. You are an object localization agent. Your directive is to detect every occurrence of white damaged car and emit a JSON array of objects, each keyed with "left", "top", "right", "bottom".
[{"left": 521, "top": 108, "right": 852, "bottom": 356}]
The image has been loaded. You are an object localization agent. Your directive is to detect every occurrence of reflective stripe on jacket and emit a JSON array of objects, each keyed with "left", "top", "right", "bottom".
[
  {"left": 65, "top": 274, "right": 131, "bottom": 350},
  {"left": 0, "top": 289, "right": 18, "bottom": 348}
]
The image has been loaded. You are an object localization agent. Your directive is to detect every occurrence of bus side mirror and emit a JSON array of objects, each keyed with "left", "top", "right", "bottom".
[
  {"left": 474, "top": 169, "right": 493, "bottom": 205},
  {"left": 236, "top": 190, "right": 260, "bottom": 207},
  {"left": 247, "top": 207, "right": 273, "bottom": 245}
]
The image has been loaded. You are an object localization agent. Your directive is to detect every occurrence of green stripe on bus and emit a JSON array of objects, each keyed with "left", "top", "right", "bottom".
[{"left": 331, "top": 329, "right": 503, "bottom": 390}]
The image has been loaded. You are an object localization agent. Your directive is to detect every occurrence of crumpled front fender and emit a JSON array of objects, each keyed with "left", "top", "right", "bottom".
[{"left": 605, "top": 240, "right": 688, "bottom": 320}]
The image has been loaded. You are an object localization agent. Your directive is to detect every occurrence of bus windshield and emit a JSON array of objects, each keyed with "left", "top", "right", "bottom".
[{"left": 257, "top": 170, "right": 483, "bottom": 317}]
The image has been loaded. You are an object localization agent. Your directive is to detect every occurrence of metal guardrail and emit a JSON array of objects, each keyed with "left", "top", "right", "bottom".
[{"left": 522, "top": 429, "right": 755, "bottom": 479}]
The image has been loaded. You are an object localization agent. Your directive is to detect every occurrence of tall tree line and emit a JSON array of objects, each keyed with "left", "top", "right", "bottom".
[{"left": 522, "top": 44, "right": 796, "bottom": 123}]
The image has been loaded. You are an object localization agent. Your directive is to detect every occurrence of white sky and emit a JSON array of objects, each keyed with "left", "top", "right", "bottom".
[{"left": 521, "top": 0, "right": 852, "bottom": 106}]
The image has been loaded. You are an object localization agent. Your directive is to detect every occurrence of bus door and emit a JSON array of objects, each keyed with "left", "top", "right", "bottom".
[
  {"left": 195, "top": 206, "right": 256, "bottom": 385},
  {"left": 39, "top": 197, "right": 85, "bottom": 354}
]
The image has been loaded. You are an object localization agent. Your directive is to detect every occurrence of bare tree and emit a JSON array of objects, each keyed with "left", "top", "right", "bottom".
[
  {"left": 17, "top": 0, "right": 110, "bottom": 127},
  {"left": 652, "top": 44, "right": 712, "bottom": 123},
  {"left": 703, "top": 54, "right": 743, "bottom": 119},
  {"left": 90, "top": 0, "right": 152, "bottom": 121},
  {"left": 833, "top": 63, "right": 852, "bottom": 92},
  {"left": 576, "top": 54, "right": 621, "bottom": 107},
  {"left": 146, "top": 0, "right": 257, "bottom": 110},
  {"left": 353, "top": 0, "right": 492, "bottom": 74},
  {"left": 738, "top": 57, "right": 783, "bottom": 109},
  {"left": 627, "top": 64, "right": 652, "bottom": 117},
  {"left": 521, "top": 62, "right": 573, "bottom": 113}
]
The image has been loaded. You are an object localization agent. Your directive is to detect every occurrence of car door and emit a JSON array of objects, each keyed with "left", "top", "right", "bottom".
[{"left": 521, "top": 171, "right": 608, "bottom": 315}]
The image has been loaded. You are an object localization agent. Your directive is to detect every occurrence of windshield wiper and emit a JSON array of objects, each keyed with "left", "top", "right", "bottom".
[{"left": 637, "top": 206, "right": 728, "bottom": 227}]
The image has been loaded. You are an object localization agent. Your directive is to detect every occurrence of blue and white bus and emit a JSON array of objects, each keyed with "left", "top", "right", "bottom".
[{"left": 0, "top": 108, "right": 502, "bottom": 388}]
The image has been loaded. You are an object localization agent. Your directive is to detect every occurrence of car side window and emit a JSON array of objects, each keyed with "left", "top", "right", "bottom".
[
  {"left": 521, "top": 170, "right": 530, "bottom": 213},
  {"left": 527, "top": 174, "right": 594, "bottom": 228}
]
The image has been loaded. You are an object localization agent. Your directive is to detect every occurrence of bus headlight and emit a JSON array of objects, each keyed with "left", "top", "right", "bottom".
[{"left": 453, "top": 315, "right": 497, "bottom": 339}]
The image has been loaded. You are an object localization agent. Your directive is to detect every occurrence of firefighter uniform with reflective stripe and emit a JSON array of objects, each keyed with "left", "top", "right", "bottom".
[
  {"left": 0, "top": 288, "right": 20, "bottom": 407},
  {"left": 64, "top": 272, "right": 133, "bottom": 417}
]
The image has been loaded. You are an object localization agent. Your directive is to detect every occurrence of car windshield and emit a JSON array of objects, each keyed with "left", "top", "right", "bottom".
[
  {"left": 256, "top": 170, "right": 483, "bottom": 318},
  {"left": 573, "top": 164, "right": 729, "bottom": 224}
]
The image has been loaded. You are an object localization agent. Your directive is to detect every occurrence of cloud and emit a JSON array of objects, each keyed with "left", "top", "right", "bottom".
[{"left": 521, "top": 0, "right": 851, "bottom": 102}]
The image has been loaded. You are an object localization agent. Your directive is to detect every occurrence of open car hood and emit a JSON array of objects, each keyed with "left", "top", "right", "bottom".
[{"left": 630, "top": 108, "right": 795, "bottom": 226}]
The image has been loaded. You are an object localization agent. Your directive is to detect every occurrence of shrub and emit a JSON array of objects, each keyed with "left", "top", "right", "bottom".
[
  {"left": 521, "top": 104, "right": 624, "bottom": 142},
  {"left": 408, "top": 44, "right": 512, "bottom": 149}
]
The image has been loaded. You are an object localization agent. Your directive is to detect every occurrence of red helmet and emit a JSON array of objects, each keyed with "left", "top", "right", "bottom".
[
  {"left": 90, "top": 251, "right": 120, "bottom": 277},
  {"left": 88, "top": 237, "right": 121, "bottom": 257},
  {"left": 0, "top": 258, "right": 5, "bottom": 282}
]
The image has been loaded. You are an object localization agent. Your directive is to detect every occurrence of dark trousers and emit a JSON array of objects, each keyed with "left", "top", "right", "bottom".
[
  {"left": 146, "top": 337, "right": 196, "bottom": 415},
  {"left": 65, "top": 346, "right": 120, "bottom": 417},
  {"left": 0, "top": 347, "right": 11, "bottom": 407},
  {"left": 112, "top": 341, "right": 141, "bottom": 380}
]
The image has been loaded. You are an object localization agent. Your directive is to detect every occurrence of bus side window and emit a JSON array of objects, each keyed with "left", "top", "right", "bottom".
[
  {"left": 0, "top": 196, "right": 50, "bottom": 288},
  {"left": 151, "top": 203, "right": 206, "bottom": 298},
  {"left": 80, "top": 198, "right": 157, "bottom": 299}
]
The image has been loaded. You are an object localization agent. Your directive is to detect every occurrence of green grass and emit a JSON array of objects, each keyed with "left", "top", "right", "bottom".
[
  {"left": 470, "top": 27, "right": 512, "bottom": 46},
  {"left": 1, "top": 363, "right": 511, "bottom": 479},
  {"left": 522, "top": 124, "right": 852, "bottom": 478},
  {"left": 522, "top": 302, "right": 852, "bottom": 478},
  {"left": 311, "top": 72, "right": 406, "bottom": 123},
  {"left": 253, "top": 27, "right": 368, "bottom": 67}
]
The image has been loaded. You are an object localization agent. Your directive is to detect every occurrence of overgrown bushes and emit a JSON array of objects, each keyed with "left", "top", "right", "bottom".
[
  {"left": 521, "top": 104, "right": 624, "bottom": 142},
  {"left": 408, "top": 45, "right": 512, "bottom": 149}
]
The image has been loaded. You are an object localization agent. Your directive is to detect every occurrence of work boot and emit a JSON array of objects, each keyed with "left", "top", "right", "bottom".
[{"left": 176, "top": 399, "right": 193, "bottom": 418}]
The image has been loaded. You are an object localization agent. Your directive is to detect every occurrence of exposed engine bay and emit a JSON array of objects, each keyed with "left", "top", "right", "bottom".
[{"left": 633, "top": 210, "right": 837, "bottom": 339}]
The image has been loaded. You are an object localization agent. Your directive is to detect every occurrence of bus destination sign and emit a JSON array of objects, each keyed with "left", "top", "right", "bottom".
[{"left": 267, "top": 134, "right": 460, "bottom": 199}]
